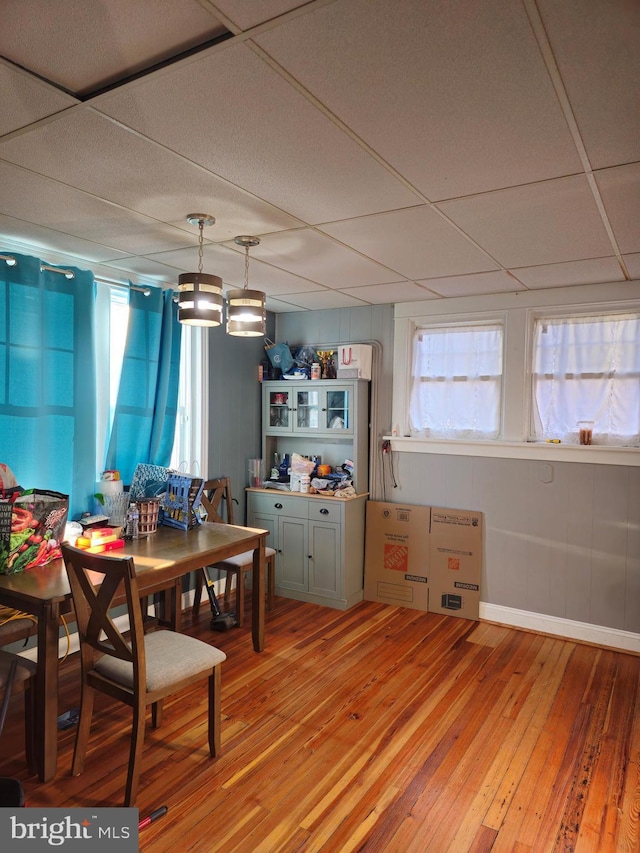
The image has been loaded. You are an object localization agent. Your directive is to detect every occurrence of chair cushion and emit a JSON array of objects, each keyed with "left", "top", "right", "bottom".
[
  {"left": 95, "top": 631, "right": 226, "bottom": 692},
  {"left": 212, "top": 546, "right": 276, "bottom": 570}
]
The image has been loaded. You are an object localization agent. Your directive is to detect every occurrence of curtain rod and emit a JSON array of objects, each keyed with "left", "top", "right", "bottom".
[{"left": 1, "top": 253, "right": 150, "bottom": 294}]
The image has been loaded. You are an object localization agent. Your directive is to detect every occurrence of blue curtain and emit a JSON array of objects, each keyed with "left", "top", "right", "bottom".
[
  {"left": 104, "top": 287, "right": 181, "bottom": 485},
  {"left": 0, "top": 252, "right": 97, "bottom": 518}
]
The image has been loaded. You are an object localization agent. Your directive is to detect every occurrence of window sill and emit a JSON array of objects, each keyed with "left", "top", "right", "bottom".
[{"left": 385, "top": 437, "right": 640, "bottom": 466}]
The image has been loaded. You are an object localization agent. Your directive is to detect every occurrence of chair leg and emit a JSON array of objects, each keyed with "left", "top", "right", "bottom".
[
  {"left": 24, "top": 684, "right": 36, "bottom": 776},
  {"left": 71, "top": 683, "right": 95, "bottom": 777},
  {"left": 223, "top": 571, "right": 233, "bottom": 607},
  {"left": 208, "top": 666, "right": 222, "bottom": 758},
  {"left": 124, "top": 699, "right": 146, "bottom": 807},
  {"left": 151, "top": 699, "right": 163, "bottom": 729},
  {"left": 192, "top": 570, "right": 204, "bottom": 618}
]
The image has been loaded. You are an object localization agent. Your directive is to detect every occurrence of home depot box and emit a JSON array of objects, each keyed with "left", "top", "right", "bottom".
[
  {"left": 336, "top": 344, "right": 372, "bottom": 380},
  {"left": 363, "top": 501, "right": 430, "bottom": 611},
  {"left": 428, "top": 507, "right": 483, "bottom": 621}
]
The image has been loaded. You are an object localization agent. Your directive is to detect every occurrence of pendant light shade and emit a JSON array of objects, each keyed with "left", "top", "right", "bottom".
[
  {"left": 227, "top": 236, "right": 266, "bottom": 337},
  {"left": 178, "top": 214, "right": 223, "bottom": 327}
]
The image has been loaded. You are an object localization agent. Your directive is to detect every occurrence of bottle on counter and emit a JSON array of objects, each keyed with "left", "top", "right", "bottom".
[
  {"left": 125, "top": 503, "right": 139, "bottom": 539},
  {"left": 278, "top": 453, "right": 290, "bottom": 480},
  {"left": 270, "top": 452, "right": 280, "bottom": 480}
]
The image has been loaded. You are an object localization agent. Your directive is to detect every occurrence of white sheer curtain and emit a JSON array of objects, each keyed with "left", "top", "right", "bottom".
[
  {"left": 531, "top": 312, "right": 640, "bottom": 445},
  {"left": 409, "top": 323, "right": 503, "bottom": 439}
]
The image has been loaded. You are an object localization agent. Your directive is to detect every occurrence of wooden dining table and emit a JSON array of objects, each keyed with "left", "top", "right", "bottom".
[{"left": 0, "top": 521, "right": 268, "bottom": 783}]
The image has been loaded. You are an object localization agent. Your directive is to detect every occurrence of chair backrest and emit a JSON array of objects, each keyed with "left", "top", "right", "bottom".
[
  {"left": 61, "top": 544, "right": 146, "bottom": 688},
  {"left": 200, "top": 477, "right": 235, "bottom": 525}
]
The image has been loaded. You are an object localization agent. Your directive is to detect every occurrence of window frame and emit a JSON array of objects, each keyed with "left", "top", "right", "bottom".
[{"left": 392, "top": 281, "right": 640, "bottom": 467}]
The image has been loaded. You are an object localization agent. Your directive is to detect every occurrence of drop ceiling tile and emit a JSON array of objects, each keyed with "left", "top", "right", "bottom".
[
  {"left": 0, "top": 62, "right": 77, "bottom": 136},
  {"left": 254, "top": 0, "right": 582, "bottom": 201},
  {"left": 146, "top": 240, "right": 322, "bottom": 297},
  {"left": 536, "top": 0, "right": 640, "bottom": 169},
  {"left": 1, "top": 0, "right": 226, "bottom": 96},
  {"left": 512, "top": 257, "right": 625, "bottom": 289},
  {"left": 0, "top": 215, "right": 130, "bottom": 264},
  {"left": 0, "top": 161, "right": 198, "bottom": 255},
  {"left": 318, "top": 206, "right": 499, "bottom": 279},
  {"left": 265, "top": 296, "right": 310, "bottom": 313},
  {"left": 98, "top": 42, "right": 419, "bottom": 223},
  {"left": 594, "top": 164, "right": 640, "bottom": 255},
  {"left": 0, "top": 108, "right": 303, "bottom": 239},
  {"left": 623, "top": 254, "right": 640, "bottom": 280},
  {"left": 275, "top": 289, "right": 371, "bottom": 311},
  {"left": 419, "top": 271, "right": 524, "bottom": 298},
  {"left": 99, "top": 255, "right": 185, "bottom": 284},
  {"left": 438, "top": 176, "right": 614, "bottom": 268},
  {"left": 226, "top": 228, "right": 399, "bottom": 287},
  {"left": 213, "top": 0, "right": 306, "bottom": 31},
  {"left": 341, "top": 281, "right": 441, "bottom": 304}
]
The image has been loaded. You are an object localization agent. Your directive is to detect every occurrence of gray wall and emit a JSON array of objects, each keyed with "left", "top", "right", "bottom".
[
  {"left": 207, "top": 313, "right": 275, "bottom": 524},
  {"left": 276, "top": 306, "right": 640, "bottom": 636}
]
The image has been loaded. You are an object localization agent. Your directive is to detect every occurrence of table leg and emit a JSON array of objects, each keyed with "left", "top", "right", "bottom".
[
  {"left": 35, "top": 603, "right": 61, "bottom": 782},
  {"left": 252, "top": 543, "right": 265, "bottom": 652}
]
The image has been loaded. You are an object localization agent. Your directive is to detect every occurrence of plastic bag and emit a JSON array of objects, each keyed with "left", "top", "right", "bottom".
[
  {"left": 293, "top": 346, "right": 319, "bottom": 369},
  {"left": 264, "top": 340, "right": 295, "bottom": 375},
  {"left": 1, "top": 489, "right": 69, "bottom": 574}
]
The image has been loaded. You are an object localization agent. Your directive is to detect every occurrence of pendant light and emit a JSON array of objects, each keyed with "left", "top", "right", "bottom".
[
  {"left": 177, "top": 214, "right": 224, "bottom": 326},
  {"left": 226, "top": 236, "right": 266, "bottom": 337}
]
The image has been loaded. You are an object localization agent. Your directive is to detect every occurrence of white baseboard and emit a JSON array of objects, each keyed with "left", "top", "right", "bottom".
[{"left": 480, "top": 602, "right": 640, "bottom": 654}]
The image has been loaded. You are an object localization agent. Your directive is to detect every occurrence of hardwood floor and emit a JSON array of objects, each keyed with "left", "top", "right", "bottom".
[{"left": 0, "top": 596, "right": 638, "bottom": 852}]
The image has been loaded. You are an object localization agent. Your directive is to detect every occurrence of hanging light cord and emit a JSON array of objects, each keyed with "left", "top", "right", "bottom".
[
  {"left": 244, "top": 245, "right": 250, "bottom": 290},
  {"left": 197, "top": 220, "right": 205, "bottom": 275}
]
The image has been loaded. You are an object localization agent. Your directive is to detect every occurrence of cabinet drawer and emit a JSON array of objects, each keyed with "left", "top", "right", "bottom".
[
  {"left": 309, "top": 500, "right": 343, "bottom": 523},
  {"left": 250, "top": 493, "right": 308, "bottom": 519}
]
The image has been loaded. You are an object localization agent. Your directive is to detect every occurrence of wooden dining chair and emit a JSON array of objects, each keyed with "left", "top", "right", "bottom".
[
  {"left": 61, "top": 543, "right": 226, "bottom": 807},
  {"left": 0, "top": 649, "right": 36, "bottom": 775},
  {"left": 192, "top": 477, "right": 275, "bottom": 626}
]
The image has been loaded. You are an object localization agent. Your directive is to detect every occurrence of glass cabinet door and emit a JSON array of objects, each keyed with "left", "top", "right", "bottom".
[
  {"left": 267, "top": 389, "right": 291, "bottom": 430},
  {"left": 295, "top": 389, "right": 320, "bottom": 429},
  {"left": 326, "top": 388, "right": 350, "bottom": 430}
]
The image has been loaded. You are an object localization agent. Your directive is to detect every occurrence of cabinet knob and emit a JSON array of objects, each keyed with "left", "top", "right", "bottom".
[
  {"left": 275, "top": 503, "right": 283, "bottom": 509},
  {"left": 320, "top": 508, "right": 329, "bottom": 515}
]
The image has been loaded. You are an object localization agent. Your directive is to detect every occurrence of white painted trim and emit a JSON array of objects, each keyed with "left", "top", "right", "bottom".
[
  {"left": 386, "top": 435, "right": 640, "bottom": 466},
  {"left": 480, "top": 602, "right": 640, "bottom": 654}
]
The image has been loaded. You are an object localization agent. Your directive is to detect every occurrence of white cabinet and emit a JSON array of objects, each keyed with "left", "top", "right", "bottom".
[
  {"left": 264, "top": 382, "right": 355, "bottom": 435},
  {"left": 247, "top": 490, "right": 367, "bottom": 609},
  {"left": 261, "top": 379, "right": 369, "bottom": 493}
]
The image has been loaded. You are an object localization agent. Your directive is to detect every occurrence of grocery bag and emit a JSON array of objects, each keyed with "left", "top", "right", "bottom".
[{"left": 1, "top": 490, "right": 69, "bottom": 574}]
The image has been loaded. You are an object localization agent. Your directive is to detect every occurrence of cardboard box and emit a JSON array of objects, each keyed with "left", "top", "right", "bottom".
[
  {"left": 336, "top": 344, "right": 372, "bottom": 380},
  {"left": 428, "top": 507, "right": 483, "bottom": 621},
  {"left": 363, "top": 501, "right": 430, "bottom": 611}
]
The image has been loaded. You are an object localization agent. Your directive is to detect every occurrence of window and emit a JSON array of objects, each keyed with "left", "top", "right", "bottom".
[
  {"left": 409, "top": 321, "right": 504, "bottom": 439},
  {"left": 169, "top": 324, "right": 206, "bottom": 475},
  {"left": 96, "top": 283, "right": 206, "bottom": 479},
  {"left": 531, "top": 311, "right": 640, "bottom": 446}
]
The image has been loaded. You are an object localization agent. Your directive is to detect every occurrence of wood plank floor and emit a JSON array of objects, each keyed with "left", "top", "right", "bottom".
[{"left": 0, "top": 596, "right": 638, "bottom": 852}]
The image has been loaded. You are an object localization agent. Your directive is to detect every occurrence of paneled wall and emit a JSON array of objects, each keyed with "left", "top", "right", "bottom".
[{"left": 277, "top": 305, "right": 640, "bottom": 641}]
